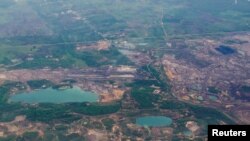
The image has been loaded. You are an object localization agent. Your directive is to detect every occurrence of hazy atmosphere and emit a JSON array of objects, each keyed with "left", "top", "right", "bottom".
[{"left": 0, "top": 0, "right": 250, "bottom": 140}]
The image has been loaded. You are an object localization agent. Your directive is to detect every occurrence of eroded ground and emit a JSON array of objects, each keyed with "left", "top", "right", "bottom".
[
  {"left": 162, "top": 34, "right": 250, "bottom": 124},
  {"left": 0, "top": 0, "right": 250, "bottom": 140}
]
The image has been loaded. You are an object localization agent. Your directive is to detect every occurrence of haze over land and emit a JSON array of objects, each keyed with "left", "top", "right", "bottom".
[{"left": 0, "top": 0, "right": 250, "bottom": 140}]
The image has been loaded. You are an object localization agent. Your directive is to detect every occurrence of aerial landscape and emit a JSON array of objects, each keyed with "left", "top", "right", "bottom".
[{"left": 0, "top": 0, "right": 250, "bottom": 140}]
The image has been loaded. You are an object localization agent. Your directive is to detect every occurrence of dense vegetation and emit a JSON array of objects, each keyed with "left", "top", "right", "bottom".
[
  {"left": 129, "top": 65, "right": 172, "bottom": 109},
  {"left": 102, "top": 118, "right": 115, "bottom": 131},
  {"left": 27, "top": 79, "right": 54, "bottom": 89},
  {"left": 129, "top": 80, "right": 161, "bottom": 107},
  {"left": 0, "top": 82, "right": 26, "bottom": 103},
  {"left": 160, "top": 100, "right": 234, "bottom": 125},
  {"left": 240, "top": 85, "right": 250, "bottom": 93},
  {"left": 208, "top": 86, "right": 221, "bottom": 94},
  {"left": 0, "top": 81, "right": 121, "bottom": 123},
  {"left": 23, "top": 102, "right": 121, "bottom": 123},
  {"left": 74, "top": 47, "right": 133, "bottom": 67},
  {"left": 131, "top": 87, "right": 160, "bottom": 109}
]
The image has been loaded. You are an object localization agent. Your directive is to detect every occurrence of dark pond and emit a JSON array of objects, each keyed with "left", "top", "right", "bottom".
[{"left": 215, "top": 45, "right": 236, "bottom": 55}]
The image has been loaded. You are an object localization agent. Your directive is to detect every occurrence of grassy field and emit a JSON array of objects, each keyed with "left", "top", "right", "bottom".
[{"left": 0, "top": 44, "right": 38, "bottom": 64}]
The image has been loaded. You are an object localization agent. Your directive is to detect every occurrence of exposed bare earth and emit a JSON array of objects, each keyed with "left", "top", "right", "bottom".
[
  {"left": 76, "top": 40, "right": 111, "bottom": 51},
  {"left": 0, "top": 116, "right": 47, "bottom": 137},
  {"left": 162, "top": 34, "right": 250, "bottom": 123},
  {"left": 0, "top": 66, "right": 136, "bottom": 102}
]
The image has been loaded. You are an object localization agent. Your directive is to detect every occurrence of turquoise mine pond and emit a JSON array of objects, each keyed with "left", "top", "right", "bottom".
[
  {"left": 183, "top": 130, "right": 192, "bottom": 137},
  {"left": 9, "top": 86, "right": 98, "bottom": 103},
  {"left": 136, "top": 116, "right": 173, "bottom": 127}
]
